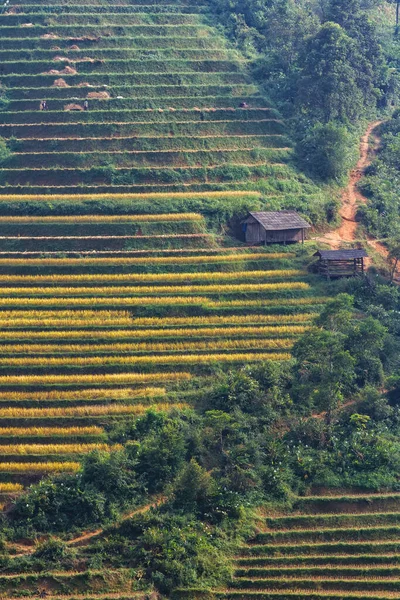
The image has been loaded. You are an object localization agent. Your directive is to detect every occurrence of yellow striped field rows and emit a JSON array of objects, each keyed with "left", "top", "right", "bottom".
[
  {"left": 0, "top": 337, "right": 296, "bottom": 355},
  {"left": 0, "top": 352, "right": 291, "bottom": 368},
  {"left": 0, "top": 213, "right": 203, "bottom": 224},
  {"left": 0, "top": 483, "right": 23, "bottom": 492},
  {"left": 0, "top": 462, "right": 80, "bottom": 473},
  {"left": 0, "top": 312, "right": 316, "bottom": 329},
  {"left": 0, "top": 293, "right": 321, "bottom": 308},
  {"left": 0, "top": 443, "right": 112, "bottom": 455},
  {"left": 0, "top": 403, "right": 189, "bottom": 418},
  {"left": 0, "top": 270, "right": 305, "bottom": 285},
  {"left": 0, "top": 372, "right": 191, "bottom": 386},
  {"left": 0, "top": 387, "right": 166, "bottom": 402},
  {"left": 0, "top": 191, "right": 261, "bottom": 202},
  {"left": 0, "top": 325, "right": 309, "bottom": 341},
  {"left": 0, "top": 282, "right": 310, "bottom": 297},
  {"left": 0, "top": 426, "right": 104, "bottom": 436},
  {"left": 0, "top": 252, "right": 293, "bottom": 268}
]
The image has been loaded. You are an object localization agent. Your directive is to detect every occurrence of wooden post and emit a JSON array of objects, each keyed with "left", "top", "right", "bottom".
[{"left": 301, "top": 228, "right": 305, "bottom": 244}]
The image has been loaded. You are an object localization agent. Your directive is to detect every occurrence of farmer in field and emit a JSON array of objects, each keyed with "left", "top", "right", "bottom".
[{"left": 84, "top": 100, "right": 89, "bottom": 111}]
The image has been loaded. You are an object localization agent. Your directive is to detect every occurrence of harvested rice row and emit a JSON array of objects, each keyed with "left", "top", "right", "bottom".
[
  {"left": 0, "top": 387, "right": 166, "bottom": 402},
  {"left": 0, "top": 403, "right": 188, "bottom": 418},
  {"left": 0, "top": 443, "right": 112, "bottom": 455},
  {"left": 0, "top": 462, "right": 80, "bottom": 472},
  {"left": 0, "top": 325, "right": 308, "bottom": 343},
  {"left": 0, "top": 426, "right": 104, "bottom": 436},
  {"left": 0, "top": 213, "right": 203, "bottom": 223},
  {"left": 0, "top": 309, "right": 130, "bottom": 320},
  {"left": 0, "top": 269, "right": 305, "bottom": 285},
  {"left": 0, "top": 282, "right": 310, "bottom": 296},
  {"left": 0, "top": 292, "right": 313, "bottom": 308},
  {"left": 0, "top": 372, "right": 190, "bottom": 386},
  {"left": 0, "top": 352, "right": 291, "bottom": 368},
  {"left": 0, "top": 483, "right": 23, "bottom": 492},
  {"left": 0, "top": 191, "right": 260, "bottom": 201},
  {"left": 0, "top": 313, "right": 314, "bottom": 330},
  {"left": 0, "top": 337, "right": 296, "bottom": 354},
  {"left": 0, "top": 252, "right": 292, "bottom": 268}
]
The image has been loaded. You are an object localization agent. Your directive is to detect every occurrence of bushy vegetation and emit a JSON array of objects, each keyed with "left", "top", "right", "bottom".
[
  {"left": 210, "top": 0, "right": 399, "bottom": 181},
  {"left": 359, "top": 111, "right": 400, "bottom": 238}
]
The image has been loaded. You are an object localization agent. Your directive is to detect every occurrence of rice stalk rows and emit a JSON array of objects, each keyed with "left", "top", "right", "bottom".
[
  {"left": 0, "top": 282, "right": 310, "bottom": 297},
  {"left": 0, "top": 352, "right": 291, "bottom": 368},
  {"left": 0, "top": 314, "right": 314, "bottom": 330},
  {"left": 0, "top": 337, "right": 296, "bottom": 355},
  {"left": 0, "top": 325, "right": 309, "bottom": 341},
  {"left": 0, "top": 270, "right": 305, "bottom": 285},
  {"left": 0, "top": 483, "right": 23, "bottom": 492},
  {"left": 0, "top": 387, "right": 166, "bottom": 402},
  {"left": 0, "top": 426, "right": 104, "bottom": 436},
  {"left": 0, "top": 213, "right": 203, "bottom": 223},
  {"left": 0, "top": 462, "right": 80, "bottom": 472},
  {"left": 0, "top": 252, "right": 292, "bottom": 268},
  {"left": 0, "top": 372, "right": 191, "bottom": 386},
  {"left": 0, "top": 403, "right": 188, "bottom": 417},
  {"left": 0, "top": 443, "right": 112, "bottom": 455}
]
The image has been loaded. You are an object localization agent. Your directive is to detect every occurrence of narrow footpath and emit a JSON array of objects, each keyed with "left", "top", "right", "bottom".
[{"left": 314, "top": 120, "right": 383, "bottom": 249}]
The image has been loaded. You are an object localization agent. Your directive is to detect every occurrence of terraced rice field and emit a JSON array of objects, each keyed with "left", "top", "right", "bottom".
[
  {"left": 0, "top": 0, "right": 328, "bottom": 501},
  {"left": 172, "top": 493, "right": 400, "bottom": 599},
  {"left": 0, "top": 210, "right": 327, "bottom": 486},
  {"left": 0, "top": 0, "right": 323, "bottom": 204}
]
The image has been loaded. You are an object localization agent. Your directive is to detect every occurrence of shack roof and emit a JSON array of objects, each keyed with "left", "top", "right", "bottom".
[
  {"left": 314, "top": 249, "right": 368, "bottom": 260},
  {"left": 245, "top": 211, "right": 311, "bottom": 231}
]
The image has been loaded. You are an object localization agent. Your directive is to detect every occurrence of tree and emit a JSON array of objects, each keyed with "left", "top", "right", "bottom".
[
  {"left": 296, "top": 22, "right": 374, "bottom": 124},
  {"left": 297, "top": 121, "right": 354, "bottom": 181},
  {"left": 292, "top": 329, "right": 356, "bottom": 423}
]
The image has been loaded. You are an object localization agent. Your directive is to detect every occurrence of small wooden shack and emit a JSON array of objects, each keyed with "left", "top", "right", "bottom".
[
  {"left": 314, "top": 249, "right": 368, "bottom": 279},
  {"left": 242, "top": 211, "right": 311, "bottom": 245}
]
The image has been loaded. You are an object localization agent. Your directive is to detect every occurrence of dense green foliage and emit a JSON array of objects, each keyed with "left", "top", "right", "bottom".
[
  {"left": 210, "top": 0, "right": 399, "bottom": 181},
  {"left": 359, "top": 111, "right": 400, "bottom": 238},
  {"left": 3, "top": 275, "right": 400, "bottom": 593}
]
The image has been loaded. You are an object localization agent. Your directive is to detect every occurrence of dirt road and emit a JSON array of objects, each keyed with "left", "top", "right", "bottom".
[{"left": 314, "top": 120, "right": 383, "bottom": 249}]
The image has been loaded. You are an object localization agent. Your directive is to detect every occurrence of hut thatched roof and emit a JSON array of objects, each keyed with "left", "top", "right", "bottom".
[
  {"left": 244, "top": 211, "right": 311, "bottom": 231},
  {"left": 314, "top": 249, "right": 368, "bottom": 260}
]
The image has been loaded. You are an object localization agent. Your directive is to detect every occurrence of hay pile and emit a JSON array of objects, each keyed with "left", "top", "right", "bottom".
[
  {"left": 52, "top": 78, "right": 69, "bottom": 88},
  {"left": 87, "top": 91, "right": 110, "bottom": 99},
  {"left": 64, "top": 103, "right": 84, "bottom": 111}
]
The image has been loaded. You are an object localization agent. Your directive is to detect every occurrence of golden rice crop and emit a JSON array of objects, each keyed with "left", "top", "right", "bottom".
[
  {"left": 209, "top": 296, "right": 330, "bottom": 308},
  {"left": 0, "top": 372, "right": 191, "bottom": 386},
  {"left": 0, "top": 296, "right": 209, "bottom": 308},
  {"left": 0, "top": 282, "right": 310, "bottom": 297},
  {"left": 0, "top": 462, "right": 80, "bottom": 473},
  {"left": 0, "top": 403, "right": 188, "bottom": 418},
  {"left": 0, "top": 310, "right": 134, "bottom": 329},
  {"left": 0, "top": 353, "right": 291, "bottom": 368},
  {"left": 0, "top": 253, "right": 294, "bottom": 268},
  {"left": 0, "top": 483, "right": 23, "bottom": 492},
  {"left": 109, "top": 313, "right": 315, "bottom": 328},
  {"left": 0, "top": 387, "right": 166, "bottom": 402},
  {"left": 0, "top": 443, "right": 112, "bottom": 455},
  {"left": 0, "top": 213, "right": 203, "bottom": 224},
  {"left": 0, "top": 318, "right": 135, "bottom": 329},
  {"left": 0, "top": 310, "right": 130, "bottom": 320},
  {"left": 0, "top": 191, "right": 260, "bottom": 202},
  {"left": 0, "top": 337, "right": 296, "bottom": 355},
  {"left": 0, "top": 270, "right": 305, "bottom": 286},
  {"left": 0, "top": 325, "right": 308, "bottom": 343},
  {"left": 0, "top": 426, "right": 104, "bottom": 436}
]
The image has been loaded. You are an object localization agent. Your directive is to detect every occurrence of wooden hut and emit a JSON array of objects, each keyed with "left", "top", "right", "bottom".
[
  {"left": 242, "top": 211, "right": 311, "bottom": 245},
  {"left": 314, "top": 249, "right": 368, "bottom": 279}
]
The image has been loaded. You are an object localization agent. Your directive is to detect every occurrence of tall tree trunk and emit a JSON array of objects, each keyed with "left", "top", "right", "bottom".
[{"left": 396, "top": 1, "right": 400, "bottom": 36}]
